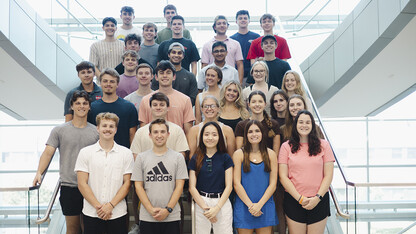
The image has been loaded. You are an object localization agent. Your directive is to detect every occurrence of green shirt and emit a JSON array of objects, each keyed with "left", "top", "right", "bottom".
[{"left": 155, "top": 28, "right": 192, "bottom": 44}]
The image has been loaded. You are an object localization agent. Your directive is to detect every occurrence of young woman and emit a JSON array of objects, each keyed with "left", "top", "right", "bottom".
[
  {"left": 235, "top": 91, "right": 280, "bottom": 154},
  {"left": 188, "top": 96, "right": 236, "bottom": 159},
  {"left": 280, "top": 94, "right": 308, "bottom": 143},
  {"left": 280, "top": 95, "right": 323, "bottom": 143},
  {"left": 270, "top": 90, "right": 289, "bottom": 127},
  {"left": 242, "top": 61, "right": 278, "bottom": 116},
  {"left": 189, "top": 121, "right": 234, "bottom": 234},
  {"left": 218, "top": 80, "right": 250, "bottom": 130},
  {"left": 279, "top": 110, "right": 335, "bottom": 234},
  {"left": 233, "top": 120, "right": 278, "bottom": 233},
  {"left": 195, "top": 66, "right": 222, "bottom": 124},
  {"left": 282, "top": 70, "right": 312, "bottom": 111}
]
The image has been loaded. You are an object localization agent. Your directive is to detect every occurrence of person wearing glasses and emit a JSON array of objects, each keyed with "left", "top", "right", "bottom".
[
  {"left": 188, "top": 96, "right": 235, "bottom": 160},
  {"left": 242, "top": 61, "right": 279, "bottom": 116},
  {"left": 233, "top": 120, "right": 278, "bottom": 233},
  {"left": 197, "top": 41, "right": 239, "bottom": 92},
  {"left": 188, "top": 121, "right": 234, "bottom": 233},
  {"left": 246, "top": 35, "right": 291, "bottom": 89},
  {"left": 195, "top": 67, "right": 222, "bottom": 124},
  {"left": 278, "top": 110, "right": 334, "bottom": 234}
]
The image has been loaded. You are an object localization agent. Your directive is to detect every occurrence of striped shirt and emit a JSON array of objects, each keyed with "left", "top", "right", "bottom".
[{"left": 89, "top": 40, "right": 124, "bottom": 72}]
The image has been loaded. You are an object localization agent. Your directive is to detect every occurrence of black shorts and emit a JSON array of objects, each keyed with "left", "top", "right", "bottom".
[
  {"left": 139, "top": 220, "right": 180, "bottom": 234},
  {"left": 283, "top": 192, "right": 330, "bottom": 225},
  {"left": 59, "top": 186, "right": 83, "bottom": 216},
  {"left": 83, "top": 214, "right": 127, "bottom": 234}
]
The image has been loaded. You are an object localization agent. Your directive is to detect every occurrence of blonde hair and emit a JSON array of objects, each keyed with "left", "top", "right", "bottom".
[
  {"left": 96, "top": 112, "right": 119, "bottom": 127},
  {"left": 250, "top": 61, "right": 269, "bottom": 83},
  {"left": 282, "top": 70, "right": 304, "bottom": 97},
  {"left": 220, "top": 81, "right": 249, "bottom": 120}
]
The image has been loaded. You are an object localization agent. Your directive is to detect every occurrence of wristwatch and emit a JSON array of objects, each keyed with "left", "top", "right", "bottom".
[
  {"left": 165, "top": 206, "right": 173, "bottom": 213},
  {"left": 316, "top": 194, "right": 323, "bottom": 200}
]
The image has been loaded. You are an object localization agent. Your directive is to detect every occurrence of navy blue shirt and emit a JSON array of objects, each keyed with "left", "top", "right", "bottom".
[
  {"left": 189, "top": 152, "right": 234, "bottom": 194},
  {"left": 64, "top": 82, "right": 102, "bottom": 116},
  {"left": 231, "top": 31, "right": 260, "bottom": 77},
  {"left": 88, "top": 97, "right": 139, "bottom": 148}
]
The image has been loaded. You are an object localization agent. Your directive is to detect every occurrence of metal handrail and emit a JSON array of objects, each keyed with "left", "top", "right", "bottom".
[
  {"left": 55, "top": 0, "right": 101, "bottom": 36},
  {"left": 72, "top": 0, "right": 100, "bottom": 24},
  {"left": 286, "top": 0, "right": 332, "bottom": 33},
  {"left": 329, "top": 186, "right": 349, "bottom": 219},
  {"left": 36, "top": 180, "right": 61, "bottom": 224}
]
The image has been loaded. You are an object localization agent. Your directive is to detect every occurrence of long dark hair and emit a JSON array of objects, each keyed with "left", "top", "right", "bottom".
[
  {"left": 248, "top": 90, "right": 276, "bottom": 138},
  {"left": 281, "top": 94, "right": 307, "bottom": 142},
  {"left": 242, "top": 120, "right": 271, "bottom": 173},
  {"left": 195, "top": 121, "right": 227, "bottom": 176},
  {"left": 270, "top": 90, "right": 289, "bottom": 120},
  {"left": 289, "top": 110, "right": 322, "bottom": 156}
]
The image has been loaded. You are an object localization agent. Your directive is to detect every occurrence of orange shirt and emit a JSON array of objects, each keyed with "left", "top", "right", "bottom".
[
  {"left": 138, "top": 90, "right": 195, "bottom": 130},
  {"left": 278, "top": 140, "right": 335, "bottom": 197}
]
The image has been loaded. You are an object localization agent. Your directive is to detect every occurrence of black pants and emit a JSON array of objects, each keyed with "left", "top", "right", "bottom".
[
  {"left": 83, "top": 214, "right": 128, "bottom": 234},
  {"left": 139, "top": 220, "right": 180, "bottom": 234}
]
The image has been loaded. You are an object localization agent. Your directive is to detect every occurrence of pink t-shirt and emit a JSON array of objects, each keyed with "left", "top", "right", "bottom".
[
  {"left": 116, "top": 74, "right": 138, "bottom": 98},
  {"left": 201, "top": 37, "right": 244, "bottom": 67},
  {"left": 278, "top": 140, "right": 335, "bottom": 197},
  {"left": 138, "top": 90, "right": 195, "bottom": 130},
  {"left": 246, "top": 35, "right": 291, "bottom": 60}
]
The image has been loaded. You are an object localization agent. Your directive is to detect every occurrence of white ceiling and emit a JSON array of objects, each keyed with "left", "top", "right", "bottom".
[
  {"left": 318, "top": 16, "right": 416, "bottom": 117},
  {"left": 0, "top": 47, "right": 64, "bottom": 120}
]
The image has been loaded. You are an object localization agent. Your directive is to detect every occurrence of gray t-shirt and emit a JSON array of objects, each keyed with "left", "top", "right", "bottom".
[
  {"left": 131, "top": 148, "right": 188, "bottom": 222},
  {"left": 139, "top": 44, "right": 159, "bottom": 69},
  {"left": 46, "top": 122, "right": 99, "bottom": 187},
  {"left": 124, "top": 91, "right": 144, "bottom": 114}
]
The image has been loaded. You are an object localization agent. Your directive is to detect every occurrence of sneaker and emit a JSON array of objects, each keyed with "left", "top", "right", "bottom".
[{"left": 128, "top": 223, "right": 140, "bottom": 234}]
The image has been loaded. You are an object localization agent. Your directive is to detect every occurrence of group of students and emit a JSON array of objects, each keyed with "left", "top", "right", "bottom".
[{"left": 31, "top": 4, "right": 336, "bottom": 234}]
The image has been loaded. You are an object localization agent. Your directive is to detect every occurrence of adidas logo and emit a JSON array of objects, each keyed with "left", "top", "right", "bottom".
[{"left": 146, "top": 161, "right": 173, "bottom": 182}]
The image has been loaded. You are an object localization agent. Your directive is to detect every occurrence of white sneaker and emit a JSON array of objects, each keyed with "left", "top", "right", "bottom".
[{"left": 128, "top": 223, "right": 140, "bottom": 234}]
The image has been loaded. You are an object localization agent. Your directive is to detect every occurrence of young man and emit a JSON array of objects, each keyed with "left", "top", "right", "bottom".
[
  {"left": 131, "top": 118, "right": 188, "bottom": 234},
  {"left": 75, "top": 112, "right": 134, "bottom": 233},
  {"left": 153, "top": 42, "right": 198, "bottom": 106},
  {"left": 197, "top": 41, "right": 239, "bottom": 91},
  {"left": 124, "top": 63, "right": 154, "bottom": 113},
  {"left": 89, "top": 17, "right": 124, "bottom": 79},
  {"left": 33, "top": 91, "right": 99, "bottom": 234},
  {"left": 88, "top": 68, "right": 139, "bottom": 148},
  {"left": 116, "top": 50, "right": 140, "bottom": 98},
  {"left": 155, "top": 4, "right": 192, "bottom": 44},
  {"left": 115, "top": 6, "right": 142, "bottom": 41},
  {"left": 201, "top": 15, "right": 244, "bottom": 84},
  {"left": 247, "top": 13, "right": 292, "bottom": 64},
  {"left": 64, "top": 61, "right": 102, "bottom": 122},
  {"left": 246, "top": 35, "right": 291, "bottom": 88},
  {"left": 115, "top": 34, "right": 152, "bottom": 75},
  {"left": 139, "top": 61, "right": 195, "bottom": 134},
  {"left": 140, "top": 23, "right": 159, "bottom": 69},
  {"left": 129, "top": 93, "right": 189, "bottom": 234},
  {"left": 157, "top": 16, "right": 200, "bottom": 75},
  {"left": 230, "top": 10, "right": 260, "bottom": 86}
]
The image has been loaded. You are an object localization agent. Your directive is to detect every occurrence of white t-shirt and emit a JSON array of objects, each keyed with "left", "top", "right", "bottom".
[
  {"left": 115, "top": 27, "right": 142, "bottom": 41},
  {"left": 130, "top": 121, "right": 189, "bottom": 154}
]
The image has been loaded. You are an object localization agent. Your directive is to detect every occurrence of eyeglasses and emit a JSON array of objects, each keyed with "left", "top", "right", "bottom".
[
  {"left": 212, "top": 49, "right": 226, "bottom": 54},
  {"left": 253, "top": 70, "right": 265, "bottom": 74},
  {"left": 206, "top": 158, "right": 212, "bottom": 172},
  {"left": 202, "top": 104, "right": 217, "bottom": 109}
]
